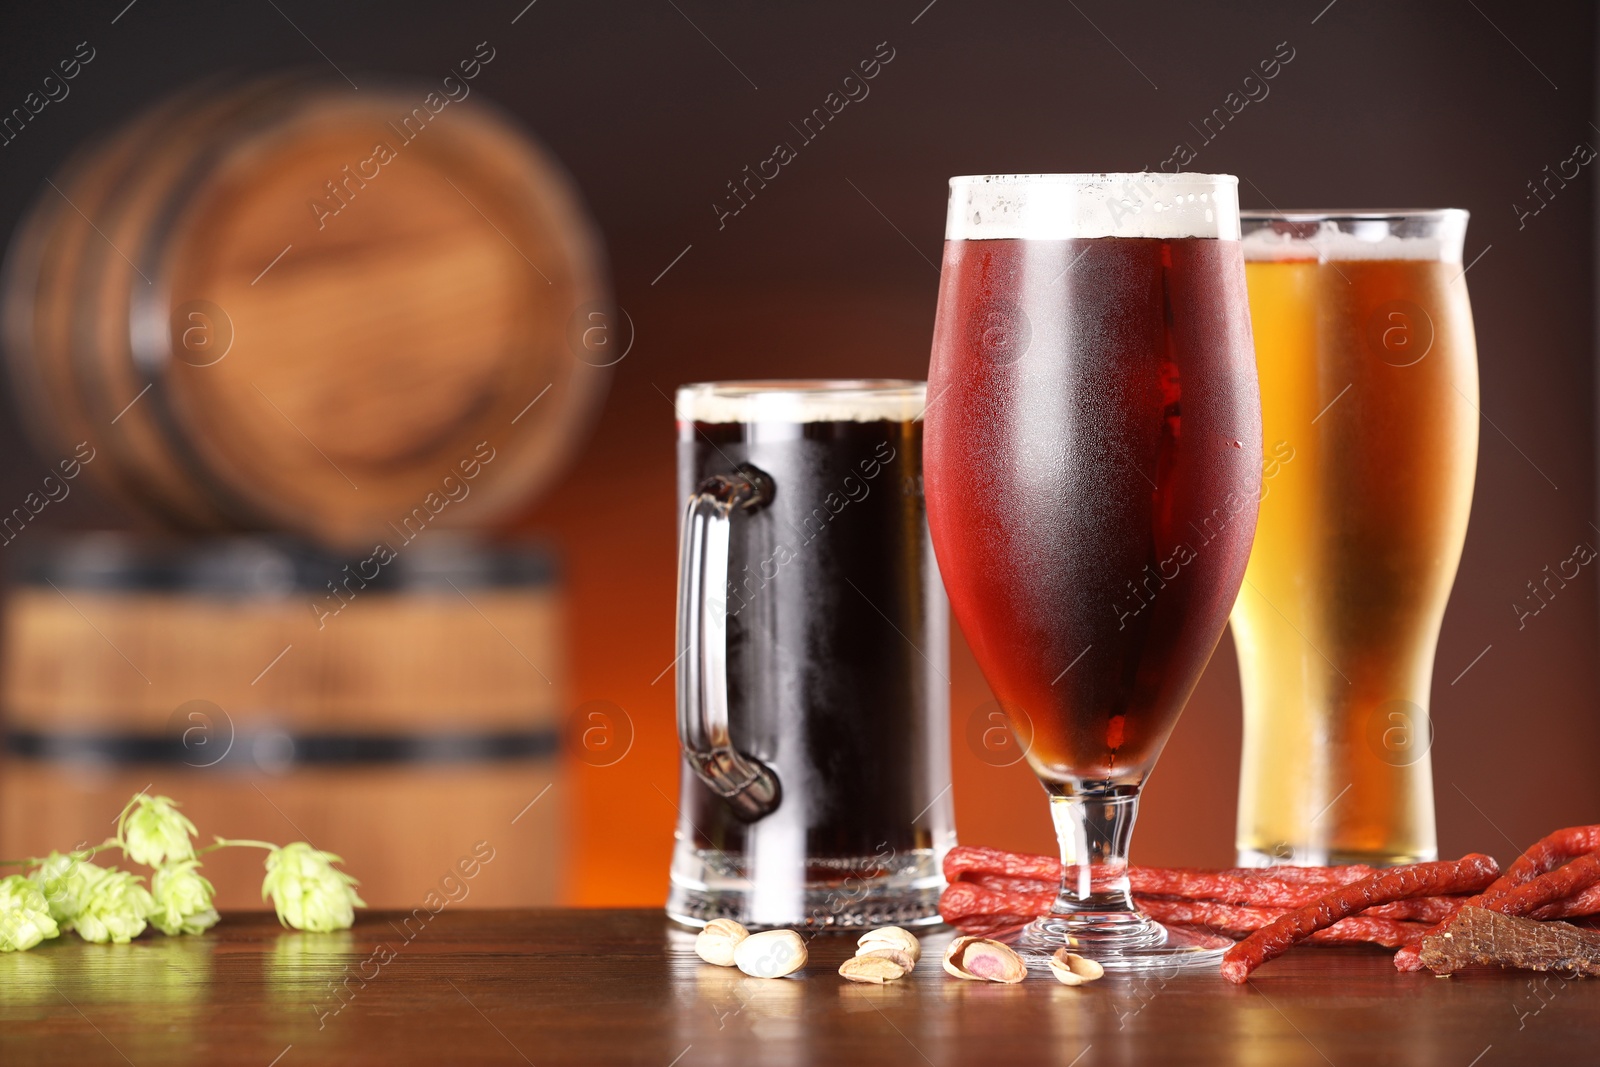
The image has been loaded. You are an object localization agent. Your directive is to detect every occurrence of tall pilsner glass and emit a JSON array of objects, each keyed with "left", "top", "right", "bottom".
[
  {"left": 1231, "top": 211, "right": 1478, "bottom": 868},
  {"left": 926, "top": 174, "right": 1262, "bottom": 968}
]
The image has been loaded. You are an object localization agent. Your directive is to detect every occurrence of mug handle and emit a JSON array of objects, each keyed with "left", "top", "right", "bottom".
[{"left": 675, "top": 464, "right": 781, "bottom": 822}]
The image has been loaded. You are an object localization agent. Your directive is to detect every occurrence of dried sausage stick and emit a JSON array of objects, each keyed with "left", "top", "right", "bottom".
[
  {"left": 955, "top": 872, "right": 1462, "bottom": 925},
  {"left": 938, "top": 881, "right": 1053, "bottom": 933},
  {"left": 1307, "top": 917, "right": 1431, "bottom": 949},
  {"left": 1129, "top": 893, "right": 1455, "bottom": 931},
  {"left": 944, "top": 846, "right": 1060, "bottom": 885},
  {"left": 1221, "top": 854, "right": 1501, "bottom": 984},
  {"left": 1221, "top": 865, "right": 1379, "bottom": 885},
  {"left": 944, "top": 847, "right": 1377, "bottom": 899},
  {"left": 946, "top": 847, "right": 1390, "bottom": 909},
  {"left": 941, "top": 879, "right": 1455, "bottom": 944},
  {"left": 1491, "top": 827, "right": 1600, "bottom": 891},
  {"left": 1493, "top": 852, "right": 1600, "bottom": 918},
  {"left": 1394, "top": 827, "right": 1600, "bottom": 971},
  {"left": 1534, "top": 880, "right": 1600, "bottom": 920}
]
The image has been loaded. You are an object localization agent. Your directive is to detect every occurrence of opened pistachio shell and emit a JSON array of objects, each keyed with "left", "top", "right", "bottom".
[
  {"left": 695, "top": 918, "right": 750, "bottom": 967},
  {"left": 859, "top": 947, "right": 916, "bottom": 972},
  {"left": 1048, "top": 949, "right": 1105, "bottom": 986},
  {"left": 839, "top": 953, "right": 907, "bottom": 984},
  {"left": 733, "top": 929, "right": 808, "bottom": 979},
  {"left": 941, "top": 934, "right": 978, "bottom": 974},
  {"left": 942, "top": 936, "right": 1027, "bottom": 984},
  {"left": 856, "top": 925, "right": 921, "bottom": 963}
]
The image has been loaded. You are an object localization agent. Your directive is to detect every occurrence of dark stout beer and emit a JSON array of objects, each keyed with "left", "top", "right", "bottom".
[{"left": 668, "top": 381, "right": 952, "bottom": 929}]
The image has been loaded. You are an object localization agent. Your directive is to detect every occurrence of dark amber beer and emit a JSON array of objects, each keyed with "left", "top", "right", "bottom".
[
  {"left": 925, "top": 174, "right": 1260, "bottom": 968},
  {"left": 927, "top": 184, "right": 1260, "bottom": 790}
]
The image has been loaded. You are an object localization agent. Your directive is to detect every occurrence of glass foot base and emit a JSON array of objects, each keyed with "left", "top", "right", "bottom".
[
  {"left": 1011, "top": 913, "right": 1232, "bottom": 972},
  {"left": 666, "top": 846, "right": 946, "bottom": 930}
]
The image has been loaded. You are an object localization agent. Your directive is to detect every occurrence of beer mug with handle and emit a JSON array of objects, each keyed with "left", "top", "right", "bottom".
[{"left": 667, "top": 379, "right": 956, "bottom": 930}]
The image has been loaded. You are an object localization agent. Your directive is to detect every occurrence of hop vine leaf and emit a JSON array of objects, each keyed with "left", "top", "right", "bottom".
[
  {"left": 73, "top": 869, "right": 154, "bottom": 944},
  {"left": 149, "top": 860, "right": 220, "bottom": 936},
  {"left": 119, "top": 794, "right": 198, "bottom": 868},
  {"left": 261, "top": 843, "right": 365, "bottom": 932},
  {"left": 0, "top": 874, "right": 60, "bottom": 952}
]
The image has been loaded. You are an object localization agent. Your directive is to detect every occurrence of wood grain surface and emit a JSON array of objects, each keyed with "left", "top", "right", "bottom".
[{"left": 2, "top": 909, "right": 1594, "bottom": 1066}]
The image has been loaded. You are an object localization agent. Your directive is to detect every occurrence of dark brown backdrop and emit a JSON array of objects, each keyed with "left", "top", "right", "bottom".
[{"left": 0, "top": 0, "right": 1594, "bottom": 903}]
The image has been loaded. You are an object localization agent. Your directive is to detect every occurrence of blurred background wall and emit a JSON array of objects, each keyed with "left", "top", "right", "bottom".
[{"left": 0, "top": 0, "right": 1594, "bottom": 906}]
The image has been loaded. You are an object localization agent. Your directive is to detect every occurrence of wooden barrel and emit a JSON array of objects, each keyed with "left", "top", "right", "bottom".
[
  {"left": 0, "top": 534, "right": 566, "bottom": 908},
  {"left": 1, "top": 77, "right": 612, "bottom": 549}
]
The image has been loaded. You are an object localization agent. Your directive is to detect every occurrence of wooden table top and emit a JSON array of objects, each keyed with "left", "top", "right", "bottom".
[{"left": 2, "top": 909, "right": 1595, "bottom": 1065}]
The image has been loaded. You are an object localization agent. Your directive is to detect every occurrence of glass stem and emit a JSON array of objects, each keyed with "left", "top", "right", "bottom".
[{"left": 1049, "top": 786, "right": 1140, "bottom": 916}]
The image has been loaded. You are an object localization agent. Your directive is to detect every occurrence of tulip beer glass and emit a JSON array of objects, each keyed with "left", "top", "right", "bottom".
[
  {"left": 925, "top": 174, "right": 1262, "bottom": 968},
  {"left": 1231, "top": 211, "right": 1478, "bottom": 868}
]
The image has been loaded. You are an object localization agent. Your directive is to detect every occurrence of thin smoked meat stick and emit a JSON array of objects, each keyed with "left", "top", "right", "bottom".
[
  {"left": 1222, "top": 854, "right": 1500, "bottom": 984},
  {"left": 1394, "top": 826, "right": 1600, "bottom": 971}
]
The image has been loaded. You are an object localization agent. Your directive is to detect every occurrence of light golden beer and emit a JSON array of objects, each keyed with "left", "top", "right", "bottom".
[{"left": 1232, "top": 211, "right": 1478, "bottom": 866}]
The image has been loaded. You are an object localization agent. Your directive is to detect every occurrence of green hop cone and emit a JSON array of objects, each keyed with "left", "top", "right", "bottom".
[
  {"left": 149, "top": 859, "right": 220, "bottom": 936},
  {"left": 261, "top": 843, "right": 365, "bottom": 933},
  {"left": 73, "top": 868, "right": 154, "bottom": 944},
  {"left": 31, "top": 851, "right": 105, "bottom": 927},
  {"left": 0, "top": 874, "right": 60, "bottom": 952},
  {"left": 119, "top": 794, "right": 198, "bottom": 867}
]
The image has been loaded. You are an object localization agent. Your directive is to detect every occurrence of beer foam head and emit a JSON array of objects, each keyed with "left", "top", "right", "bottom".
[
  {"left": 676, "top": 380, "right": 926, "bottom": 424},
  {"left": 945, "top": 173, "right": 1241, "bottom": 241},
  {"left": 1241, "top": 211, "right": 1468, "bottom": 263}
]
